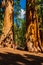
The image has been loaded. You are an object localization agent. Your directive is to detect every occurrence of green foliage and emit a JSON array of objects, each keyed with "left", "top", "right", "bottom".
[
  {"left": 14, "top": 0, "right": 21, "bottom": 27},
  {"left": 27, "top": 0, "right": 35, "bottom": 8},
  {"left": 14, "top": 19, "right": 26, "bottom": 47},
  {"left": 0, "top": 8, "right": 4, "bottom": 35}
]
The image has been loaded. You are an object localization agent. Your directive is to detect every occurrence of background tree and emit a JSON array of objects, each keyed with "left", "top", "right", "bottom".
[
  {"left": 14, "top": 0, "right": 21, "bottom": 45},
  {"left": 14, "top": 0, "right": 26, "bottom": 48}
]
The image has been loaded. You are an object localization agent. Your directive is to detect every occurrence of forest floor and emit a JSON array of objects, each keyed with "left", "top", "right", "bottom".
[{"left": 0, "top": 47, "right": 43, "bottom": 65}]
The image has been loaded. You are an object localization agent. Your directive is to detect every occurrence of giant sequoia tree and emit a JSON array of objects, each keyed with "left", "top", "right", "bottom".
[
  {"left": 26, "top": 0, "right": 43, "bottom": 52},
  {"left": 0, "top": 0, "right": 14, "bottom": 47}
]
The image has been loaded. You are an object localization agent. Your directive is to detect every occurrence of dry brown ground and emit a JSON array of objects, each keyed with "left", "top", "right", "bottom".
[{"left": 0, "top": 47, "right": 43, "bottom": 65}]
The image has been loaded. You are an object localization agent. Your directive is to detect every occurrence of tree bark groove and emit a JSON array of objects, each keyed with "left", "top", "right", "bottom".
[
  {"left": 0, "top": 0, "right": 14, "bottom": 47},
  {"left": 26, "top": 0, "right": 43, "bottom": 52}
]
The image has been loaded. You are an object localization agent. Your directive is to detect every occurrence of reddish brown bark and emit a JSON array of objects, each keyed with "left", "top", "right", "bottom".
[
  {"left": 26, "top": 0, "right": 43, "bottom": 52},
  {"left": 0, "top": 0, "right": 14, "bottom": 47}
]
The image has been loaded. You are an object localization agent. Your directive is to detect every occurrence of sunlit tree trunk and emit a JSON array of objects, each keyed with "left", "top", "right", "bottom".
[
  {"left": 0, "top": 0, "right": 14, "bottom": 47},
  {"left": 26, "top": 0, "right": 43, "bottom": 52}
]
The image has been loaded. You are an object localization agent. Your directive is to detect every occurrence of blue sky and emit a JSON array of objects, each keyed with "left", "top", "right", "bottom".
[
  {"left": 14, "top": 0, "right": 26, "bottom": 10},
  {"left": 20, "top": 0, "right": 26, "bottom": 9},
  {"left": 14, "top": 0, "right": 26, "bottom": 23}
]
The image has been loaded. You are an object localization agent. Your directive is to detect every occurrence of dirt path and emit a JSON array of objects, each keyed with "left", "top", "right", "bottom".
[{"left": 0, "top": 47, "right": 43, "bottom": 65}]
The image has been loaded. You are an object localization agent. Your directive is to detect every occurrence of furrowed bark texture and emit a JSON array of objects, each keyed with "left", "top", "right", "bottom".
[
  {"left": 26, "top": 0, "right": 43, "bottom": 52},
  {"left": 0, "top": 0, "right": 14, "bottom": 47}
]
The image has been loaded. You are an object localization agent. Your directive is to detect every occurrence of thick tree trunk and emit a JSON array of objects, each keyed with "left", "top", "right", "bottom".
[
  {"left": 26, "top": 0, "right": 43, "bottom": 52},
  {"left": 0, "top": 0, "right": 14, "bottom": 47}
]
